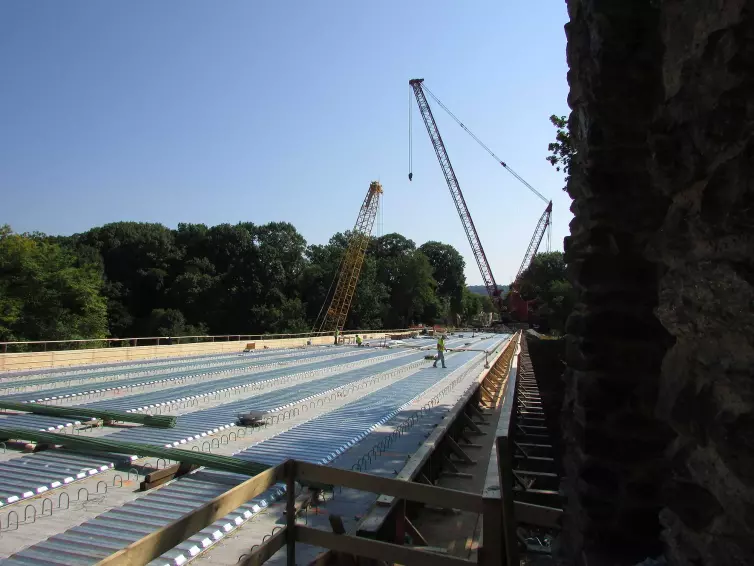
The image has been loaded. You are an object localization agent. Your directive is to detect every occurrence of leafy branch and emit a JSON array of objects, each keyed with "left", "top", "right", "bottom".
[{"left": 546, "top": 114, "right": 574, "bottom": 191}]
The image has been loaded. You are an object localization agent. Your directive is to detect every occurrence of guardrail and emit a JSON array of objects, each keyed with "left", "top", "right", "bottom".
[
  {"left": 0, "top": 329, "right": 418, "bottom": 354},
  {"left": 94, "top": 459, "right": 489, "bottom": 566}
]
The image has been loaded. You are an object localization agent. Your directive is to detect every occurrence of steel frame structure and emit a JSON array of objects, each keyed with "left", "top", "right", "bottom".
[
  {"left": 513, "top": 201, "right": 553, "bottom": 284},
  {"left": 409, "top": 79, "right": 503, "bottom": 313},
  {"left": 317, "top": 181, "right": 383, "bottom": 333}
]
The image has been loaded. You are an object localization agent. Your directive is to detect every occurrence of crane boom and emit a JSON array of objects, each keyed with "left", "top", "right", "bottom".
[
  {"left": 316, "top": 182, "right": 383, "bottom": 333},
  {"left": 409, "top": 78, "right": 503, "bottom": 312},
  {"left": 514, "top": 201, "right": 553, "bottom": 283}
]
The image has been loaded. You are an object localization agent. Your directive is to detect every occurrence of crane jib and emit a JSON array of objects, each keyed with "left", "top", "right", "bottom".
[
  {"left": 408, "top": 78, "right": 553, "bottom": 319},
  {"left": 314, "top": 182, "right": 383, "bottom": 333},
  {"left": 409, "top": 79, "right": 503, "bottom": 314}
]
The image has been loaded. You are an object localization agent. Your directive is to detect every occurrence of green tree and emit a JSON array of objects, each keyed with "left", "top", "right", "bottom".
[
  {"left": 300, "top": 232, "right": 351, "bottom": 328},
  {"left": 144, "top": 308, "right": 207, "bottom": 337},
  {"left": 0, "top": 226, "right": 108, "bottom": 342},
  {"left": 348, "top": 256, "right": 389, "bottom": 329},
  {"left": 517, "top": 251, "right": 574, "bottom": 333},
  {"left": 1, "top": 218, "right": 472, "bottom": 341},
  {"left": 386, "top": 250, "right": 440, "bottom": 327},
  {"left": 546, "top": 114, "right": 574, "bottom": 191},
  {"left": 301, "top": 232, "right": 389, "bottom": 331},
  {"left": 419, "top": 241, "right": 466, "bottom": 317},
  {"left": 461, "top": 288, "right": 481, "bottom": 323},
  {"left": 77, "top": 221, "right": 179, "bottom": 336}
]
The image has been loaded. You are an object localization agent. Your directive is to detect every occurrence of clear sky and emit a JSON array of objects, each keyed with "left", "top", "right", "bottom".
[{"left": 0, "top": 1, "right": 571, "bottom": 285}]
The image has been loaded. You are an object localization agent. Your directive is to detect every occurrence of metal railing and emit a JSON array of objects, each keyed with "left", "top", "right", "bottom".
[{"left": 0, "top": 328, "right": 417, "bottom": 354}]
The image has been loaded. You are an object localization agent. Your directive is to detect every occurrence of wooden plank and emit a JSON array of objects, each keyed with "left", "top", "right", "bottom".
[
  {"left": 440, "top": 471, "right": 473, "bottom": 479},
  {"left": 481, "top": 498, "right": 503, "bottom": 566},
  {"left": 356, "top": 504, "right": 393, "bottom": 536},
  {"left": 329, "top": 515, "right": 347, "bottom": 535},
  {"left": 296, "top": 526, "right": 475, "bottom": 566},
  {"left": 482, "top": 442, "right": 501, "bottom": 500},
  {"left": 140, "top": 476, "right": 173, "bottom": 491},
  {"left": 143, "top": 463, "right": 183, "bottom": 483},
  {"left": 515, "top": 489, "right": 562, "bottom": 507},
  {"left": 442, "top": 453, "right": 460, "bottom": 473},
  {"left": 461, "top": 413, "right": 483, "bottom": 434},
  {"left": 286, "top": 461, "right": 296, "bottom": 566},
  {"left": 480, "top": 384, "right": 495, "bottom": 400},
  {"left": 467, "top": 403, "right": 487, "bottom": 421},
  {"left": 296, "top": 462, "right": 482, "bottom": 513},
  {"left": 405, "top": 517, "right": 429, "bottom": 546},
  {"left": 446, "top": 436, "right": 475, "bottom": 465},
  {"left": 95, "top": 463, "right": 285, "bottom": 566},
  {"left": 239, "top": 527, "right": 287, "bottom": 566},
  {"left": 514, "top": 501, "right": 562, "bottom": 529},
  {"left": 513, "top": 455, "right": 555, "bottom": 472},
  {"left": 517, "top": 424, "right": 548, "bottom": 431},
  {"left": 140, "top": 463, "right": 199, "bottom": 491},
  {"left": 516, "top": 442, "right": 553, "bottom": 450}
]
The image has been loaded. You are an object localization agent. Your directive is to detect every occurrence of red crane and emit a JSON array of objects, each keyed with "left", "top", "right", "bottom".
[
  {"left": 509, "top": 201, "right": 552, "bottom": 321},
  {"left": 408, "top": 78, "right": 552, "bottom": 322}
]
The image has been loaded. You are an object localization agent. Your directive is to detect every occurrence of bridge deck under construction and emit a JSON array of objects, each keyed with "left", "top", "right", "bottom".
[{"left": 0, "top": 331, "right": 554, "bottom": 566}]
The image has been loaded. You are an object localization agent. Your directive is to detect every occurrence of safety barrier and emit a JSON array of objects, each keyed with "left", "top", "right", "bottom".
[
  {"left": 94, "top": 460, "right": 488, "bottom": 566},
  {"left": 0, "top": 329, "right": 409, "bottom": 371}
]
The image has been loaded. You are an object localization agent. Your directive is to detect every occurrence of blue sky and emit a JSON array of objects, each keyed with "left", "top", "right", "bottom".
[{"left": 0, "top": 1, "right": 571, "bottom": 285}]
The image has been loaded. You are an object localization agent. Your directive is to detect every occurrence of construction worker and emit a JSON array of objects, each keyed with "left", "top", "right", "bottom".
[
  {"left": 433, "top": 334, "right": 447, "bottom": 368},
  {"left": 334, "top": 328, "right": 339, "bottom": 345},
  {"left": 356, "top": 334, "right": 363, "bottom": 347}
]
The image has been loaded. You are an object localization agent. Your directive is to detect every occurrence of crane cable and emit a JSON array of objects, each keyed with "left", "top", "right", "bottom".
[
  {"left": 408, "top": 85, "right": 413, "bottom": 181},
  {"left": 311, "top": 241, "right": 349, "bottom": 334},
  {"left": 420, "top": 83, "right": 549, "bottom": 205}
]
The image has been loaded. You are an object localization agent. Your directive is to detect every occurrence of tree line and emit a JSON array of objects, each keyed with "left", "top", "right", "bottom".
[
  {"left": 0, "top": 221, "right": 573, "bottom": 343},
  {"left": 0, "top": 221, "right": 500, "bottom": 342}
]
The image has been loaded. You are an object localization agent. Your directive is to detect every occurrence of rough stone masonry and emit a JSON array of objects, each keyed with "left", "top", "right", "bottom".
[{"left": 561, "top": 1, "right": 754, "bottom": 565}]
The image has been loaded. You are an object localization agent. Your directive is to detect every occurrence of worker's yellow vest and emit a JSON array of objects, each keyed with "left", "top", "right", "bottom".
[{"left": 437, "top": 339, "right": 445, "bottom": 352}]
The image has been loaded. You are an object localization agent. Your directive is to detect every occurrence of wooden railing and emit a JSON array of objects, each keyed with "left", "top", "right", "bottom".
[{"left": 0, "top": 328, "right": 417, "bottom": 354}]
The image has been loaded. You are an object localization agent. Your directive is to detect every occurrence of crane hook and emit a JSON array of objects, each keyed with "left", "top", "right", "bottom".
[{"left": 408, "top": 173, "right": 413, "bottom": 182}]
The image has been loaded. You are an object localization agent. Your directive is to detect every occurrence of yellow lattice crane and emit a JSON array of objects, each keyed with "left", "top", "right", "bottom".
[{"left": 315, "top": 181, "right": 383, "bottom": 334}]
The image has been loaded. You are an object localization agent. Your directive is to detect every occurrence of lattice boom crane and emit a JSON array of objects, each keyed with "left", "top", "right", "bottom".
[
  {"left": 514, "top": 201, "right": 553, "bottom": 284},
  {"left": 409, "top": 78, "right": 504, "bottom": 313},
  {"left": 315, "top": 181, "right": 383, "bottom": 333},
  {"left": 409, "top": 78, "right": 554, "bottom": 322}
]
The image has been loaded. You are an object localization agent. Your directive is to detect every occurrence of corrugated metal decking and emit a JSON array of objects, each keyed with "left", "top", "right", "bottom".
[{"left": 0, "top": 334, "right": 505, "bottom": 566}]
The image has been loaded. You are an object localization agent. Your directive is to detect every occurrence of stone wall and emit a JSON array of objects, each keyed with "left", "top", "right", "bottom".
[
  {"left": 562, "top": 1, "right": 754, "bottom": 564},
  {"left": 649, "top": 2, "right": 754, "bottom": 564}
]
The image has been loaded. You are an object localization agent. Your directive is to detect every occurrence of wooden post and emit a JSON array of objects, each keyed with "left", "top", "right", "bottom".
[
  {"left": 481, "top": 497, "right": 503, "bottom": 566},
  {"left": 497, "top": 435, "right": 517, "bottom": 566},
  {"left": 286, "top": 461, "right": 296, "bottom": 566},
  {"left": 396, "top": 498, "right": 406, "bottom": 545}
]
